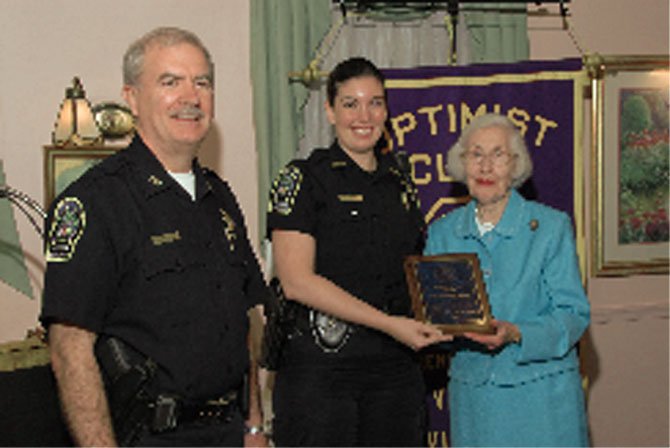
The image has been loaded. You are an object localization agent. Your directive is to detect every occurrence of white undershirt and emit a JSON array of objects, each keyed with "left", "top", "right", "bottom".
[
  {"left": 475, "top": 214, "right": 495, "bottom": 236},
  {"left": 169, "top": 171, "right": 196, "bottom": 201}
]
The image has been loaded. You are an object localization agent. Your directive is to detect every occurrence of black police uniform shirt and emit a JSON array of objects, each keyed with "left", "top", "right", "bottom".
[
  {"left": 41, "top": 135, "right": 268, "bottom": 401},
  {"left": 267, "top": 141, "right": 425, "bottom": 362}
]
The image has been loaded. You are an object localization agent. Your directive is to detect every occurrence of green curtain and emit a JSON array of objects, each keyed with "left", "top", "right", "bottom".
[
  {"left": 250, "top": 0, "right": 331, "bottom": 245},
  {"left": 0, "top": 160, "right": 34, "bottom": 300},
  {"left": 461, "top": 2, "right": 529, "bottom": 63}
]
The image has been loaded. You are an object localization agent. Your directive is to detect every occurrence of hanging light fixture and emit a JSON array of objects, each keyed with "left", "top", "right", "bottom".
[{"left": 52, "top": 77, "right": 102, "bottom": 147}]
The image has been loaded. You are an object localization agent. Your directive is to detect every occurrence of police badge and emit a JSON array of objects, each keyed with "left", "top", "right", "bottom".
[
  {"left": 219, "top": 209, "right": 237, "bottom": 251},
  {"left": 310, "top": 310, "right": 351, "bottom": 353}
]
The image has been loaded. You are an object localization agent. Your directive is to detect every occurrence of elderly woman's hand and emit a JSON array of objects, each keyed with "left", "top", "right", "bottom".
[{"left": 463, "top": 319, "right": 521, "bottom": 351}]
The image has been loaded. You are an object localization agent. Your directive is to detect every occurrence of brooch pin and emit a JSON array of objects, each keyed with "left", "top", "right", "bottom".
[{"left": 530, "top": 219, "right": 539, "bottom": 231}]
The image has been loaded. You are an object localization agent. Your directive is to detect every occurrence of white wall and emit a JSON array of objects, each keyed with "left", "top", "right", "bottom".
[{"left": 0, "top": 0, "right": 258, "bottom": 342}]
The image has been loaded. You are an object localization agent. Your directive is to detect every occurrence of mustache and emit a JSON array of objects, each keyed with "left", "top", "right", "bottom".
[{"left": 170, "top": 106, "right": 204, "bottom": 120}]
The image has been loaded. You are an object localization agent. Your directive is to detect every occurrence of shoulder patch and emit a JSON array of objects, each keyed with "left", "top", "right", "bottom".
[
  {"left": 268, "top": 165, "right": 303, "bottom": 216},
  {"left": 46, "top": 197, "right": 86, "bottom": 263}
]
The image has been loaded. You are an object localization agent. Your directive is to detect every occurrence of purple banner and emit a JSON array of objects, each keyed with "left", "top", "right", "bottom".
[
  {"left": 384, "top": 58, "right": 583, "bottom": 225},
  {"left": 383, "top": 59, "right": 584, "bottom": 447}
]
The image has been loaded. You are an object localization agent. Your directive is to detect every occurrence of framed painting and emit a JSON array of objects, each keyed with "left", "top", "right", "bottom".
[
  {"left": 43, "top": 146, "right": 121, "bottom": 208},
  {"left": 586, "top": 54, "right": 669, "bottom": 276}
]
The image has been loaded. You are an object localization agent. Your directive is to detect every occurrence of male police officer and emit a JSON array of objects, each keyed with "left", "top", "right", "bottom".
[{"left": 41, "top": 27, "right": 267, "bottom": 447}]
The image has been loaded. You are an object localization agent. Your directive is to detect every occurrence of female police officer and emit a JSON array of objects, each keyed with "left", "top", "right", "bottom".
[{"left": 266, "top": 57, "right": 449, "bottom": 447}]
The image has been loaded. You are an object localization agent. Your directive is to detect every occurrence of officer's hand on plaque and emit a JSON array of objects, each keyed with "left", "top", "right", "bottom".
[
  {"left": 463, "top": 319, "right": 521, "bottom": 351},
  {"left": 386, "top": 316, "right": 452, "bottom": 351}
]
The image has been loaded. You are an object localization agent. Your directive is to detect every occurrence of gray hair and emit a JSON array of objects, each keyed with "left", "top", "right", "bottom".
[
  {"left": 446, "top": 113, "right": 533, "bottom": 188},
  {"left": 123, "top": 27, "right": 214, "bottom": 86}
]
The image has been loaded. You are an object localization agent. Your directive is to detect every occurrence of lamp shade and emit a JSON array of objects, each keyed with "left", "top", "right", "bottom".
[{"left": 52, "top": 77, "right": 102, "bottom": 147}]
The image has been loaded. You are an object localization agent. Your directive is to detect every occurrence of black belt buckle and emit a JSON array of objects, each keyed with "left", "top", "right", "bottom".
[{"left": 151, "top": 394, "right": 178, "bottom": 433}]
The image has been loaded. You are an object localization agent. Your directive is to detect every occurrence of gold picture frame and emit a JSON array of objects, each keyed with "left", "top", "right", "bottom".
[
  {"left": 586, "top": 54, "right": 669, "bottom": 276},
  {"left": 43, "top": 146, "right": 121, "bottom": 208}
]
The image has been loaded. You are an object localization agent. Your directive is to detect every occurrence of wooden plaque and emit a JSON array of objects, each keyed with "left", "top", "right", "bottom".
[{"left": 404, "top": 253, "right": 494, "bottom": 334}]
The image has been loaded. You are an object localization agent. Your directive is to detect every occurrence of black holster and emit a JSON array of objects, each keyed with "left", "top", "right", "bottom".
[
  {"left": 95, "top": 336, "right": 157, "bottom": 446},
  {"left": 260, "top": 278, "right": 304, "bottom": 370}
]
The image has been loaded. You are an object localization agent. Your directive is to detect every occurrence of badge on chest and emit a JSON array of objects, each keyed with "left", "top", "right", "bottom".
[{"left": 219, "top": 208, "right": 237, "bottom": 251}]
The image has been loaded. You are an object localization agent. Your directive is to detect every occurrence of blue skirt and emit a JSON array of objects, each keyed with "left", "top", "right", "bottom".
[{"left": 449, "top": 368, "right": 589, "bottom": 447}]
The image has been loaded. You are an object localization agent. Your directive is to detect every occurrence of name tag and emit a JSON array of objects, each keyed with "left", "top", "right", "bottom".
[
  {"left": 337, "top": 194, "right": 364, "bottom": 202},
  {"left": 151, "top": 230, "right": 181, "bottom": 246}
]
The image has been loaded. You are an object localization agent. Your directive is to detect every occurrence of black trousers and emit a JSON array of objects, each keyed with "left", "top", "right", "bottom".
[
  {"left": 272, "top": 358, "right": 426, "bottom": 447},
  {"left": 132, "top": 408, "right": 244, "bottom": 447}
]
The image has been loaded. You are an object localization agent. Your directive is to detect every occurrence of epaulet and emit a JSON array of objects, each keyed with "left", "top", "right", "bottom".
[
  {"left": 200, "top": 167, "right": 232, "bottom": 198},
  {"left": 308, "top": 148, "right": 353, "bottom": 173},
  {"left": 387, "top": 153, "right": 408, "bottom": 180},
  {"left": 387, "top": 150, "right": 421, "bottom": 211},
  {"left": 305, "top": 148, "right": 330, "bottom": 165},
  {"left": 201, "top": 167, "right": 218, "bottom": 178},
  {"left": 98, "top": 148, "right": 128, "bottom": 175},
  {"left": 392, "top": 150, "right": 411, "bottom": 176}
]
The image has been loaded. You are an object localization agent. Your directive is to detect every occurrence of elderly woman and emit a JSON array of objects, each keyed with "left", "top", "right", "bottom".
[{"left": 425, "top": 113, "right": 590, "bottom": 447}]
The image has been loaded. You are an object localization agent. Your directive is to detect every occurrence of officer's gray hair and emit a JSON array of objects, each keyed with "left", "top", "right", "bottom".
[
  {"left": 123, "top": 27, "right": 214, "bottom": 87},
  {"left": 446, "top": 113, "right": 533, "bottom": 188}
]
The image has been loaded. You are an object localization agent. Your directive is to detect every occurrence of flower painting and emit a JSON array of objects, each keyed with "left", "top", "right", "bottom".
[
  {"left": 589, "top": 55, "right": 669, "bottom": 276},
  {"left": 618, "top": 88, "right": 669, "bottom": 244}
]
